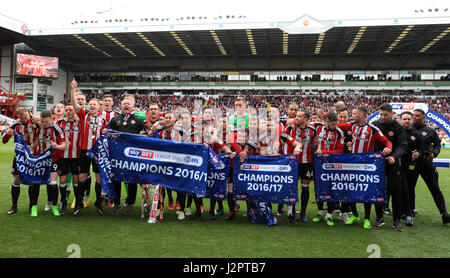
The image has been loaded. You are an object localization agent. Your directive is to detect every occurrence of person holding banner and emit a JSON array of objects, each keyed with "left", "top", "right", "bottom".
[
  {"left": 410, "top": 109, "right": 450, "bottom": 225},
  {"left": 312, "top": 112, "right": 345, "bottom": 226},
  {"left": 280, "top": 110, "right": 316, "bottom": 224},
  {"left": 202, "top": 122, "right": 234, "bottom": 220},
  {"left": 153, "top": 110, "right": 191, "bottom": 220},
  {"left": 70, "top": 79, "right": 107, "bottom": 216},
  {"left": 32, "top": 110, "right": 67, "bottom": 217},
  {"left": 43, "top": 103, "right": 66, "bottom": 212},
  {"left": 372, "top": 103, "right": 407, "bottom": 232},
  {"left": 3, "top": 108, "right": 39, "bottom": 215},
  {"left": 226, "top": 129, "right": 259, "bottom": 220},
  {"left": 56, "top": 105, "right": 81, "bottom": 215},
  {"left": 108, "top": 97, "right": 147, "bottom": 216},
  {"left": 99, "top": 94, "right": 118, "bottom": 209},
  {"left": 336, "top": 107, "right": 353, "bottom": 221},
  {"left": 338, "top": 106, "right": 393, "bottom": 229}
]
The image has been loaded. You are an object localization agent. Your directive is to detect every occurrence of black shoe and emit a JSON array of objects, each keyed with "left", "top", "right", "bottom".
[
  {"left": 442, "top": 213, "right": 450, "bottom": 225},
  {"left": 112, "top": 204, "right": 122, "bottom": 216},
  {"left": 287, "top": 214, "right": 298, "bottom": 224},
  {"left": 374, "top": 217, "right": 385, "bottom": 227},
  {"left": 383, "top": 208, "right": 392, "bottom": 216},
  {"left": 95, "top": 204, "right": 103, "bottom": 216},
  {"left": 393, "top": 220, "right": 404, "bottom": 232},
  {"left": 412, "top": 209, "right": 418, "bottom": 217},
  {"left": 60, "top": 203, "right": 67, "bottom": 215},
  {"left": 73, "top": 205, "right": 82, "bottom": 216},
  {"left": 209, "top": 211, "right": 216, "bottom": 220},
  {"left": 7, "top": 206, "right": 17, "bottom": 215},
  {"left": 191, "top": 210, "right": 202, "bottom": 220},
  {"left": 405, "top": 216, "right": 414, "bottom": 226},
  {"left": 225, "top": 211, "right": 235, "bottom": 220},
  {"left": 125, "top": 204, "right": 133, "bottom": 216}
]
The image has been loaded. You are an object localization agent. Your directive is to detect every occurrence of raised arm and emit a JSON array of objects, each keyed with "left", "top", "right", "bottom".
[{"left": 70, "top": 78, "right": 81, "bottom": 113}]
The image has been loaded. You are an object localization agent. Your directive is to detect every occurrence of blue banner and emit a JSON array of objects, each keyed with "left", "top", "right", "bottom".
[
  {"left": 14, "top": 131, "right": 53, "bottom": 185},
  {"left": 205, "top": 153, "right": 231, "bottom": 200},
  {"left": 246, "top": 200, "right": 279, "bottom": 227},
  {"left": 232, "top": 154, "right": 299, "bottom": 205},
  {"left": 314, "top": 152, "right": 386, "bottom": 203},
  {"left": 89, "top": 131, "right": 215, "bottom": 195},
  {"left": 87, "top": 135, "right": 115, "bottom": 200}
]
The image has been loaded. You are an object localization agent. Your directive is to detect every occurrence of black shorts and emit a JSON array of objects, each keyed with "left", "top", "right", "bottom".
[
  {"left": 11, "top": 158, "right": 18, "bottom": 175},
  {"left": 79, "top": 150, "right": 99, "bottom": 174},
  {"left": 299, "top": 163, "right": 314, "bottom": 180},
  {"left": 51, "top": 161, "right": 59, "bottom": 173},
  {"left": 58, "top": 158, "right": 80, "bottom": 176}
]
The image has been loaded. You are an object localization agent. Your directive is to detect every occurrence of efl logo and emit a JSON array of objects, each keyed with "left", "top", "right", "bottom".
[
  {"left": 375, "top": 154, "right": 381, "bottom": 158},
  {"left": 377, "top": 198, "right": 385, "bottom": 202},
  {"left": 289, "top": 198, "right": 297, "bottom": 202},
  {"left": 324, "top": 195, "right": 332, "bottom": 200}
]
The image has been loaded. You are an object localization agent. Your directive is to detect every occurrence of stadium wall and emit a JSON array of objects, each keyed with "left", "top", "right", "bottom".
[{"left": 0, "top": 45, "right": 13, "bottom": 93}]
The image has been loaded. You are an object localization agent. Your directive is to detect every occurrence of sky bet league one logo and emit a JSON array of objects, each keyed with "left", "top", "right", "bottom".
[
  {"left": 123, "top": 147, "right": 203, "bottom": 167},
  {"left": 322, "top": 163, "right": 377, "bottom": 171}
]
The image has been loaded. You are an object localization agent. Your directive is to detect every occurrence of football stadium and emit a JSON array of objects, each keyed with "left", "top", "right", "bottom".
[{"left": 0, "top": 0, "right": 449, "bottom": 263}]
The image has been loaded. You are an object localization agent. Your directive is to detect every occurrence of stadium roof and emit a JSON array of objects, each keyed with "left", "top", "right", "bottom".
[
  {"left": 13, "top": 24, "right": 449, "bottom": 73},
  {"left": 1, "top": 1, "right": 450, "bottom": 73}
]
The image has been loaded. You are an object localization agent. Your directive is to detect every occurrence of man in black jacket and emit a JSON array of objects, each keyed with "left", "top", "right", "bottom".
[
  {"left": 399, "top": 111, "right": 423, "bottom": 226},
  {"left": 108, "top": 97, "right": 147, "bottom": 216},
  {"left": 410, "top": 109, "right": 450, "bottom": 225},
  {"left": 373, "top": 103, "right": 407, "bottom": 231}
]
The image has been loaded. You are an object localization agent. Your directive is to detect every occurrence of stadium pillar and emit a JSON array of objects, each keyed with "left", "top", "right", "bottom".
[{"left": 32, "top": 77, "right": 38, "bottom": 115}]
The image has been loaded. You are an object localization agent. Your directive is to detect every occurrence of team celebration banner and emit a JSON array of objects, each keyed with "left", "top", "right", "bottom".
[
  {"left": 314, "top": 152, "right": 387, "bottom": 203},
  {"left": 205, "top": 153, "right": 231, "bottom": 200},
  {"left": 232, "top": 154, "right": 299, "bottom": 205},
  {"left": 88, "top": 131, "right": 220, "bottom": 196},
  {"left": 87, "top": 135, "right": 115, "bottom": 199},
  {"left": 14, "top": 131, "right": 53, "bottom": 185}
]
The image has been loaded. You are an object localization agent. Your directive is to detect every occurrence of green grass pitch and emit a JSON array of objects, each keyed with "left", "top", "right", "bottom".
[{"left": 0, "top": 141, "right": 449, "bottom": 258}]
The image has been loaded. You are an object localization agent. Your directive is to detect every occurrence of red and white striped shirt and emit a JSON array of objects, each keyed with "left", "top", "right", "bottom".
[
  {"left": 35, "top": 123, "right": 65, "bottom": 161},
  {"left": 315, "top": 123, "right": 345, "bottom": 154},
  {"left": 281, "top": 123, "right": 316, "bottom": 163},
  {"left": 338, "top": 121, "right": 392, "bottom": 153},
  {"left": 77, "top": 108, "right": 107, "bottom": 150},
  {"left": 99, "top": 110, "right": 118, "bottom": 126},
  {"left": 57, "top": 118, "right": 81, "bottom": 158},
  {"left": 157, "top": 126, "right": 189, "bottom": 143},
  {"left": 2, "top": 120, "right": 37, "bottom": 146}
]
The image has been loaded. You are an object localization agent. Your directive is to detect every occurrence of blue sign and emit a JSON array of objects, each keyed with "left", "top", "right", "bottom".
[
  {"left": 88, "top": 131, "right": 215, "bottom": 196},
  {"left": 205, "top": 153, "right": 231, "bottom": 200},
  {"left": 232, "top": 154, "right": 299, "bottom": 205},
  {"left": 14, "top": 131, "right": 53, "bottom": 185},
  {"left": 314, "top": 152, "right": 386, "bottom": 203},
  {"left": 87, "top": 135, "right": 115, "bottom": 199},
  {"left": 246, "top": 200, "right": 279, "bottom": 227}
]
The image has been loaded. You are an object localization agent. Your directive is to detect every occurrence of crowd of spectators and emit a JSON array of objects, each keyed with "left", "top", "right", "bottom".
[
  {"left": 74, "top": 91, "right": 450, "bottom": 122},
  {"left": 74, "top": 73, "right": 447, "bottom": 83}
]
